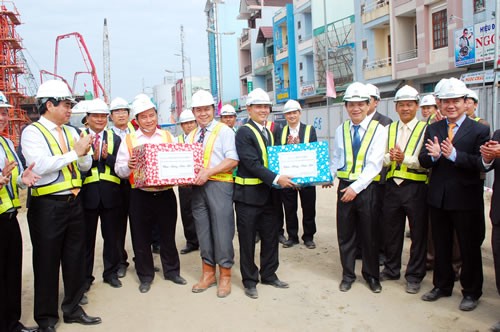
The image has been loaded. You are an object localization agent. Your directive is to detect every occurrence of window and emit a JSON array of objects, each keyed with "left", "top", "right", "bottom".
[
  {"left": 432, "top": 9, "right": 448, "bottom": 49},
  {"left": 297, "top": 21, "right": 301, "bottom": 29},
  {"left": 299, "top": 62, "right": 303, "bottom": 70},
  {"left": 474, "top": 0, "right": 485, "bottom": 13},
  {"left": 362, "top": 40, "right": 367, "bottom": 49}
]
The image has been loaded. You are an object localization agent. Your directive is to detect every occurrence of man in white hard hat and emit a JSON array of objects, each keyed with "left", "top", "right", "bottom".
[
  {"left": 234, "top": 88, "right": 295, "bottom": 299},
  {"left": 380, "top": 85, "right": 429, "bottom": 294},
  {"left": 419, "top": 94, "right": 438, "bottom": 124},
  {"left": 0, "top": 91, "right": 40, "bottom": 332},
  {"left": 329, "top": 82, "right": 387, "bottom": 293},
  {"left": 186, "top": 90, "right": 238, "bottom": 298},
  {"left": 80, "top": 99, "right": 123, "bottom": 291},
  {"left": 419, "top": 78, "right": 490, "bottom": 311},
  {"left": 220, "top": 104, "right": 238, "bottom": 131},
  {"left": 465, "top": 89, "right": 489, "bottom": 127},
  {"left": 274, "top": 99, "right": 318, "bottom": 249},
  {"left": 109, "top": 97, "right": 135, "bottom": 278},
  {"left": 20, "top": 80, "right": 101, "bottom": 330},
  {"left": 176, "top": 109, "right": 199, "bottom": 255},
  {"left": 115, "top": 94, "right": 185, "bottom": 293}
]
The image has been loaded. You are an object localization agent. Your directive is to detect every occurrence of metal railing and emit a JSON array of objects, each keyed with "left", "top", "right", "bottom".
[
  {"left": 244, "top": 65, "right": 252, "bottom": 74},
  {"left": 397, "top": 49, "right": 418, "bottom": 62},
  {"left": 361, "top": 0, "right": 389, "bottom": 14}
]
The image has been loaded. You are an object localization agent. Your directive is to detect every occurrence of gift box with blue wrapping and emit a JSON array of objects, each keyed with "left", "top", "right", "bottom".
[{"left": 267, "top": 141, "right": 332, "bottom": 187}]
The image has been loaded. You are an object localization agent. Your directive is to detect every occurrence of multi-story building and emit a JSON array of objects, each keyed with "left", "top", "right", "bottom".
[{"left": 294, "top": 0, "right": 315, "bottom": 101}]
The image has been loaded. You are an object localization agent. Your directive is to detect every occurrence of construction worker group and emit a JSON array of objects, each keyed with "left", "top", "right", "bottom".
[{"left": 1, "top": 77, "right": 500, "bottom": 332}]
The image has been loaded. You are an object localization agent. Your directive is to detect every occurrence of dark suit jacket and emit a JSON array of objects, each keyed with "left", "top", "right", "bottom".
[
  {"left": 418, "top": 117, "right": 490, "bottom": 210},
  {"left": 81, "top": 130, "right": 122, "bottom": 210},
  {"left": 372, "top": 111, "right": 392, "bottom": 126},
  {"left": 490, "top": 130, "right": 500, "bottom": 225},
  {"left": 233, "top": 119, "right": 277, "bottom": 206},
  {"left": 273, "top": 122, "right": 317, "bottom": 146}
]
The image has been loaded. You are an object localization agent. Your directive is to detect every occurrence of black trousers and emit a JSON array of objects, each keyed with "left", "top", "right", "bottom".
[
  {"left": 236, "top": 194, "right": 280, "bottom": 288},
  {"left": 337, "top": 181, "right": 379, "bottom": 282},
  {"left": 382, "top": 180, "right": 428, "bottom": 283},
  {"left": 129, "top": 189, "right": 179, "bottom": 283},
  {"left": 117, "top": 180, "right": 131, "bottom": 268},
  {"left": 281, "top": 186, "right": 316, "bottom": 242},
  {"left": 28, "top": 195, "right": 86, "bottom": 328},
  {"left": 430, "top": 207, "right": 483, "bottom": 299},
  {"left": 84, "top": 202, "right": 121, "bottom": 288},
  {"left": 178, "top": 186, "right": 199, "bottom": 248},
  {"left": 0, "top": 212, "right": 24, "bottom": 332},
  {"left": 492, "top": 223, "right": 500, "bottom": 294}
]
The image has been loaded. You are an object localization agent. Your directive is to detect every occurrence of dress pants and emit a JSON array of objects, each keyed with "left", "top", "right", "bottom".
[
  {"left": 0, "top": 212, "right": 23, "bottom": 332},
  {"left": 84, "top": 202, "right": 121, "bottom": 288},
  {"left": 281, "top": 186, "right": 316, "bottom": 242},
  {"left": 28, "top": 195, "right": 86, "bottom": 328},
  {"left": 382, "top": 180, "right": 428, "bottom": 283},
  {"left": 492, "top": 223, "right": 500, "bottom": 294},
  {"left": 117, "top": 180, "right": 131, "bottom": 269},
  {"left": 128, "top": 188, "right": 180, "bottom": 283},
  {"left": 178, "top": 186, "right": 199, "bottom": 248},
  {"left": 236, "top": 193, "right": 280, "bottom": 288},
  {"left": 192, "top": 181, "right": 234, "bottom": 267},
  {"left": 337, "top": 181, "right": 379, "bottom": 282},
  {"left": 430, "top": 207, "right": 483, "bottom": 299}
]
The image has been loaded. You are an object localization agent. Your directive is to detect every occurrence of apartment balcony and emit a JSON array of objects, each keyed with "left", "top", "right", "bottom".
[
  {"left": 240, "top": 30, "right": 251, "bottom": 50},
  {"left": 297, "top": 34, "right": 313, "bottom": 53},
  {"left": 276, "top": 45, "right": 288, "bottom": 61},
  {"left": 240, "top": 64, "right": 252, "bottom": 77},
  {"left": 361, "top": 0, "right": 390, "bottom": 24},
  {"left": 254, "top": 55, "right": 274, "bottom": 75},
  {"left": 363, "top": 57, "right": 392, "bottom": 80},
  {"left": 397, "top": 49, "right": 418, "bottom": 62}
]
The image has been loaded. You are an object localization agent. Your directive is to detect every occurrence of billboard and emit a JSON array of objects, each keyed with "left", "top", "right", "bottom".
[
  {"left": 454, "top": 26, "right": 475, "bottom": 67},
  {"left": 455, "top": 20, "right": 497, "bottom": 67}
]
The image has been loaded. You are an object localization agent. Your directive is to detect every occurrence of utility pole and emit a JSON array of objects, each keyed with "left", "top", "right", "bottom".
[
  {"left": 180, "top": 25, "right": 187, "bottom": 109},
  {"left": 493, "top": 0, "right": 500, "bottom": 130},
  {"left": 103, "top": 18, "right": 111, "bottom": 102}
]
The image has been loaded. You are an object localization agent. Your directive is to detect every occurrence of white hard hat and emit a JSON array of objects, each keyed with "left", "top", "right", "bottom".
[
  {"left": 36, "top": 80, "right": 75, "bottom": 102},
  {"left": 394, "top": 85, "right": 419, "bottom": 102},
  {"left": 109, "top": 97, "right": 130, "bottom": 111},
  {"left": 466, "top": 89, "right": 479, "bottom": 102},
  {"left": 433, "top": 78, "right": 449, "bottom": 98},
  {"left": 343, "top": 82, "right": 370, "bottom": 102},
  {"left": 419, "top": 95, "right": 437, "bottom": 107},
  {"left": 246, "top": 88, "right": 272, "bottom": 106},
  {"left": 191, "top": 90, "right": 215, "bottom": 108},
  {"left": 220, "top": 104, "right": 237, "bottom": 116},
  {"left": 437, "top": 78, "right": 468, "bottom": 99},
  {"left": 72, "top": 100, "right": 93, "bottom": 114},
  {"left": 131, "top": 94, "right": 156, "bottom": 117},
  {"left": 179, "top": 109, "right": 196, "bottom": 123},
  {"left": 87, "top": 98, "right": 109, "bottom": 114},
  {"left": 283, "top": 99, "right": 302, "bottom": 113},
  {"left": 365, "top": 83, "right": 380, "bottom": 100},
  {"left": 0, "top": 92, "right": 12, "bottom": 108}
]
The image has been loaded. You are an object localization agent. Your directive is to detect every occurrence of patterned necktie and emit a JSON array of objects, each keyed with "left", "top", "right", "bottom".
[
  {"left": 56, "top": 126, "right": 79, "bottom": 196},
  {"left": 448, "top": 123, "right": 457, "bottom": 141},
  {"left": 94, "top": 134, "right": 101, "bottom": 155},
  {"left": 197, "top": 128, "right": 206, "bottom": 144},
  {"left": 262, "top": 128, "right": 269, "bottom": 144},
  {"left": 352, "top": 125, "right": 361, "bottom": 158}
]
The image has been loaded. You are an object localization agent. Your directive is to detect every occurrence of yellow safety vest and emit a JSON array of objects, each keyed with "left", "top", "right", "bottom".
[
  {"left": 127, "top": 122, "right": 136, "bottom": 133},
  {"left": 426, "top": 113, "right": 436, "bottom": 125},
  {"left": 125, "top": 130, "right": 173, "bottom": 188},
  {"left": 0, "top": 137, "right": 20, "bottom": 214},
  {"left": 280, "top": 124, "right": 312, "bottom": 145},
  {"left": 177, "top": 134, "right": 185, "bottom": 143},
  {"left": 235, "top": 123, "right": 274, "bottom": 185},
  {"left": 337, "top": 120, "right": 381, "bottom": 182},
  {"left": 474, "top": 117, "right": 481, "bottom": 122},
  {"left": 82, "top": 130, "right": 120, "bottom": 185},
  {"left": 30, "top": 122, "right": 82, "bottom": 196},
  {"left": 187, "top": 123, "right": 233, "bottom": 182},
  {"left": 386, "top": 121, "right": 428, "bottom": 182}
]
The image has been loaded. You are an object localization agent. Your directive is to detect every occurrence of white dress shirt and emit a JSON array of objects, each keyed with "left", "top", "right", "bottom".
[
  {"left": 193, "top": 120, "right": 239, "bottom": 167},
  {"left": 330, "top": 116, "right": 388, "bottom": 194},
  {"left": 20, "top": 116, "right": 92, "bottom": 194},
  {"left": 111, "top": 126, "right": 130, "bottom": 141}
]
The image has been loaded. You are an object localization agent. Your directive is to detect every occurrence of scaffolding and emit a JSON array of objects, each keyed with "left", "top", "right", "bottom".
[{"left": 0, "top": 1, "right": 30, "bottom": 146}]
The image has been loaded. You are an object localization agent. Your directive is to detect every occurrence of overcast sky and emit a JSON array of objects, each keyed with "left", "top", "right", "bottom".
[{"left": 14, "top": 0, "right": 212, "bottom": 101}]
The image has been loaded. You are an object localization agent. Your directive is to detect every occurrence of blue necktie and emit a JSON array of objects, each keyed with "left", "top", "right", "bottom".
[
  {"left": 352, "top": 125, "right": 361, "bottom": 158},
  {"left": 197, "top": 128, "right": 206, "bottom": 144}
]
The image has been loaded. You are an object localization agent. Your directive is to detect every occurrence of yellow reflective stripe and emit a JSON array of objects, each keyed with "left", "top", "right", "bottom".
[
  {"left": 281, "top": 125, "right": 288, "bottom": 145},
  {"left": 177, "top": 134, "right": 185, "bottom": 143},
  {"left": 304, "top": 125, "right": 311, "bottom": 143},
  {"left": 386, "top": 121, "right": 428, "bottom": 182},
  {"left": 30, "top": 122, "right": 81, "bottom": 196},
  {"left": 244, "top": 123, "right": 269, "bottom": 167},
  {"left": 474, "top": 117, "right": 481, "bottom": 122},
  {"left": 82, "top": 130, "right": 120, "bottom": 185},
  {"left": 127, "top": 122, "right": 136, "bottom": 134},
  {"left": 0, "top": 136, "right": 20, "bottom": 213},
  {"left": 337, "top": 120, "right": 380, "bottom": 181},
  {"left": 235, "top": 176, "right": 262, "bottom": 185},
  {"left": 202, "top": 123, "right": 234, "bottom": 183}
]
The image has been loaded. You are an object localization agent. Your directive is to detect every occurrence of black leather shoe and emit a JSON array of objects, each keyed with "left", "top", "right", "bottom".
[
  {"left": 339, "top": 280, "right": 353, "bottom": 292},
  {"left": 380, "top": 271, "right": 400, "bottom": 281},
  {"left": 459, "top": 295, "right": 479, "bottom": 311},
  {"left": 278, "top": 234, "right": 287, "bottom": 244},
  {"left": 104, "top": 277, "right": 122, "bottom": 288},
  {"left": 421, "top": 288, "right": 451, "bottom": 302},
  {"left": 19, "top": 326, "right": 39, "bottom": 332},
  {"left": 180, "top": 245, "right": 198, "bottom": 255},
  {"left": 139, "top": 281, "right": 152, "bottom": 293},
  {"left": 38, "top": 327, "right": 56, "bottom": 332},
  {"left": 283, "top": 239, "right": 299, "bottom": 248},
  {"left": 262, "top": 279, "right": 289, "bottom": 288},
  {"left": 406, "top": 282, "right": 421, "bottom": 294},
  {"left": 367, "top": 277, "right": 382, "bottom": 293},
  {"left": 304, "top": 240, "right": 316, "bottom": 249},
  {"left": 244, "top": 287, "right": 258, "bottom": 299},
  {"left": 63, "top": 310, "right": 102, "bottom": 325},
  {"left": 116, "top": 265, "right": 127, "bottom": 278},
  {"left": 165, "top": 275, "right": 187, "bottom": 285}
]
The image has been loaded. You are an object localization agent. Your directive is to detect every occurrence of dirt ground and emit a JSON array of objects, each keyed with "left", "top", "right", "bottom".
[{"left": 16, "top": 186, "right": 499, "bottom": 332}]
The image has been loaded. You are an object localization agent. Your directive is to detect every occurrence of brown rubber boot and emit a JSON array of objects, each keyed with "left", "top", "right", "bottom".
[
  {"left": 192, "top": 261, "right": 216, "bottom": 293},
  {"left": 217, "top": 266, "right": 231, "bottom": 298}
]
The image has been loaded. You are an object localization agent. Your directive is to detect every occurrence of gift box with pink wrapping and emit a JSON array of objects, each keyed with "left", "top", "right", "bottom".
[{"left": 133, "top": 143, "right": 203, "bottom": 188}]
